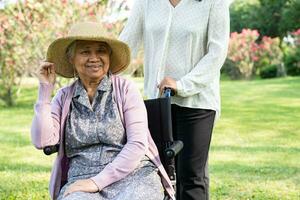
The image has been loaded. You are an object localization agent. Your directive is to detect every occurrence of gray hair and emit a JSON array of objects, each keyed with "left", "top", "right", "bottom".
[{"left": 65, "top": 41, "right": 77, "bottom": 62}]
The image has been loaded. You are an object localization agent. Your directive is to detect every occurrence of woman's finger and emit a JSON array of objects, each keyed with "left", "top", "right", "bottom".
[
  {"left": 159, "top": 84, "right": 167, "bottom": 96},
  {"left": 63, "top": 185, "right": 77, "bottom": 197},
  {"left": 38, "top": 62, "right": 55, "bottom": 74},
  {"left": 49, "top": 64, "right": 55, "bottom": 74},
  {"left": 63, "top": 180, "right": 84, "bottom": 197},
  {"left": 63, "top": 179, "right": 98, "bottom": 198},
  {"left": 40, "top": 61, "right": 53, "bottom": 67}
]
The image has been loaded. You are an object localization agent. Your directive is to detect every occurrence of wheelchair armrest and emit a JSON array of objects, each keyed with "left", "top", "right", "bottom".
[
  {"left": 43, "top": 144, "right": 59, "bottom": 155},
  {"left": 164, "top": 140, "right": 183, "bottom": 158}
]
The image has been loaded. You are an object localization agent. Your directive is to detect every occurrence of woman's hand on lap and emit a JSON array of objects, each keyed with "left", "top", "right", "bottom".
[{"left": 63, "top": 179, "right": 98, "bottom": 197}]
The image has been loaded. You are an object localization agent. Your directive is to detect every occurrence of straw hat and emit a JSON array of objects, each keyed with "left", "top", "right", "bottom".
[{"left": 46, "top": 22, "right": 131, "bottom": 78}]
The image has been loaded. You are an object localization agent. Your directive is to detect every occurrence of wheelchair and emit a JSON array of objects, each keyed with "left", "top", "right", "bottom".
[{"left": 43, "top": 88, "right": 183, "bottom": 199}]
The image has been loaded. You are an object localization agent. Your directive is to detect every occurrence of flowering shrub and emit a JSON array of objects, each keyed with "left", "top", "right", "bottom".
[
  {"left": 227, "top": 29, "right": 260, "bottom": 79},
  {"left": 257, "top": 36, "right": 284, "bottom": 78},
  {"left": 258, "top": 36, "right": 282, "bottom": 66},
  {"left": 0, "top": 0, "right": 113, "bottom": 106},
  {"left": 226, "top": 29, "right": 284, "bottom": 79}
]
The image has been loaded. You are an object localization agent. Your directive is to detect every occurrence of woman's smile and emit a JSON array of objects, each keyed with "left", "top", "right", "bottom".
[{"left": 85, "top": 63, "right": 104, "bottom": 69}]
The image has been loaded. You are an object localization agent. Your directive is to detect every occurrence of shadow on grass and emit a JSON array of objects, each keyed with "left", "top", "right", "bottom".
[
  {"left": 0, "top": 87, "right": 37, "bottom": 109},
  {"left": 0, "top": 102, "right": 34, "bottom": 112},
  {"left": 211, "top": 161, "right": 300, "bottom": 181},
  {"left": 0, "top": 130, "right": 31, "bottom": 147},
  {"left": 0, "top": 161, "right": 52, "bottom": 173},
  {"left": 211, "top": 182, "right": 299, "bottom": 200},
  {"left": 253, "top": 76, "right": 300, "bottom": 85},
  {"left": 211, "top": 145, "right": 300, "bottom": 153}
]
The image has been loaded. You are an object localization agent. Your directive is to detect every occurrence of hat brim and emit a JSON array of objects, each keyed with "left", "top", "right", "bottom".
[{"left": 46, "top": 36, "right": 131, "bottom": 78}]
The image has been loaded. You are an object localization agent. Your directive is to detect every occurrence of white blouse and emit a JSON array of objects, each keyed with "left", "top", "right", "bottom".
[{"left": 119, "top": 0, "right": 230, "bottom": 117}]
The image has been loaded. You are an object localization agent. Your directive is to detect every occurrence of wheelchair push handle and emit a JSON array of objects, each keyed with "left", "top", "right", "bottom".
[
  {"left": 165, "top": 140, "right": 184, "bottom": 158},
  {"left": 162, "top": 87, "right": 175, "bottom": 98},
  {"left": 43, "top": 144, "right": 59, "bottom": 155}
]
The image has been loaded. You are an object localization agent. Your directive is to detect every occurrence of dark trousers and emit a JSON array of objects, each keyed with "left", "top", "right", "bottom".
[{"left": 171, "top": 104, "right": 216, "bottom": 200}]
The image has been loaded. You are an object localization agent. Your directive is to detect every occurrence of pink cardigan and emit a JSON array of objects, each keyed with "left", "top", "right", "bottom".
[{"left": 31, "top": 75, "right": 175, "bottom": 200}]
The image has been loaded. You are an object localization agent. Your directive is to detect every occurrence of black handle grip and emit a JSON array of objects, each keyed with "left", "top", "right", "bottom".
[
  {"left": 163, "top": 87, "right": 175, "bottom": 98},
  {"left": 43, "top": 144, "right": 59, "bottom": 155},
  {"left": 165, "top": 140, "right": 184, "bottom": 158}
]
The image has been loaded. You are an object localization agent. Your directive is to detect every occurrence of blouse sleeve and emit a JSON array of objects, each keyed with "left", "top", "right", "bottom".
[
  {"left": 31, "top": 83, "right": 62, "bottom": 149},
  {"left": 90, "top": 80, "right": 148, "bottom": 190},
  {"left": 176, "top": 0, "right": 230, "bottom": 97},
  {"left": 118, "top": 0, "right": 144, "bottom": 59}
]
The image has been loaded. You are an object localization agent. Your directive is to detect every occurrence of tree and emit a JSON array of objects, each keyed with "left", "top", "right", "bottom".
[
  {"left": 280, "top": 0, "right": 300, "bottom": 34},
  {"left": 230, "top": 0, "right": 260, "bottom": 35},
  {"left": 255, "top": 0, "right": 287, "bottom": 38},
  {"left": 230, "top": 0, "right": 299, "bottom": 38}
]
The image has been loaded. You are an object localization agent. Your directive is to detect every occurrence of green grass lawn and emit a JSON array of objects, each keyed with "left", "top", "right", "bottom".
[{"left": 0, "top": 77, "right": 299, "bottom": 200}]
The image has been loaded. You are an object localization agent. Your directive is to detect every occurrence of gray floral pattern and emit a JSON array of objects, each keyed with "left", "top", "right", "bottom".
[{"left": 58, "top": 75, "right": 164, "bottom": 200}]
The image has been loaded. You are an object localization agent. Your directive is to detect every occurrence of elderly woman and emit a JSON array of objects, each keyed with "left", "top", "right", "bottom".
[{"left": 31, "top": 22, "right": 175, "bottom": 200}]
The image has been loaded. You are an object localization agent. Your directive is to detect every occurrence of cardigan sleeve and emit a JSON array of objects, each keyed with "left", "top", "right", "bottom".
[
  {"left": 90, "top": 80, "right": 148, "bottom": 190},
  {"left": 176, "top": 0, "right": 230, "bottom": 97},
  {"left": 31, "top": 83, "right": 62, "bottom": 149},
  {"left": 118, "top": 0, "right": 144, "bottom": 59}
]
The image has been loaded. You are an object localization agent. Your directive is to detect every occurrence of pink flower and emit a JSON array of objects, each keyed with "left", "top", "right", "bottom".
[
  {"left": 89, "top": 11, "right": 95, "bottom": 16},
  {"left": 252, "top": 56, "right": 259, "bottom": 62},
  {"left": 292, "top": 29, "right": 300, "bottom": 36}
]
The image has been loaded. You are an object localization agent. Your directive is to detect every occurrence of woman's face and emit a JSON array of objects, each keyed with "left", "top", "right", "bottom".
[{"left": 71, "top": 40, "right": 111, "bottom": 82}]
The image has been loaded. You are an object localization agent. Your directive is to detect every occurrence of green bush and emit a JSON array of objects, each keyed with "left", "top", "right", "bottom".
[
  {"left": 285, "top": 48, "right": 300, "bottom": 76},
  {"left": 260, "top": 65, "right": 277, "bottom": 79}
]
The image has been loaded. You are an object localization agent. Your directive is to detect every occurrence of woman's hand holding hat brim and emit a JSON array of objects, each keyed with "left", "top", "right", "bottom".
[{"left": 36, "top": 61, "right": 56, "bottom": 85}]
